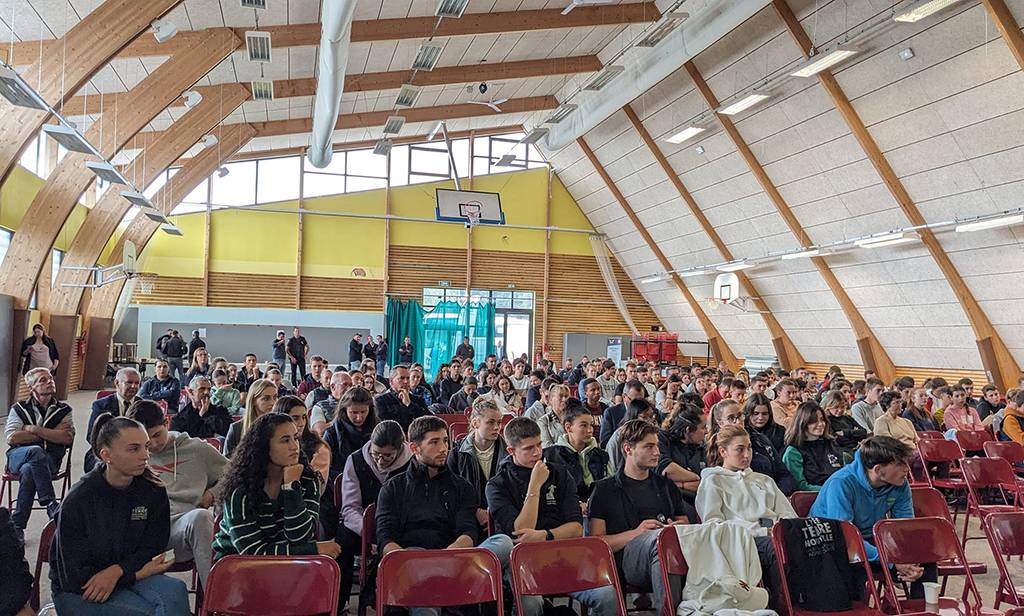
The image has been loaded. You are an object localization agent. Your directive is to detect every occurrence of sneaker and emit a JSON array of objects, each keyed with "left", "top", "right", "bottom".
[{"left": 46, "top": 500, "right": 61, "bottom": 520}]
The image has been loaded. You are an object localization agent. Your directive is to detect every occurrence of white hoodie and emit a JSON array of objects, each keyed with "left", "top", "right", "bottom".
[{"left": 695, "top": 466, "right": 796, "bottom": 537}]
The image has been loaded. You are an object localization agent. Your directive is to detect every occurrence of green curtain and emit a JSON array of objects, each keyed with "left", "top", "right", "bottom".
[
  {"left": 385, "top": 298, "right": 425, "bottom": 368},
  {"left": 419, "top": 300, "right": 496, "bottom": 382}
]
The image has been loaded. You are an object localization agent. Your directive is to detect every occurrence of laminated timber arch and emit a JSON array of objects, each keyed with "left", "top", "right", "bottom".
[
  {"left": 0, "top": 28, "right": 242, "bottom": 310},
  {"left": 0, "top": 0, "right": 185, "bottom": 187},
  {"left": 47, "top": 83, "right": 252, "bottom": 316},
  {"left": 771, "top": 0, "right": 1020, "bottom": 392}
]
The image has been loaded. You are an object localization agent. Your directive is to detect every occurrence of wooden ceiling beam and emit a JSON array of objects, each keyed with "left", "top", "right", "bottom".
[
  {"left": 60, "top": 55, "right": 602, "bottom": 117},
  {"left": 8, "top": 4, "right": 659, "bottom": 63},
  {"left": 48, "top": 84, "right": 251, "bottom": 316},
  {"left": 0, "top": 0, "right": 185, "bottom": 187},
  {"left": 981, "top": 0, "right": 1024, "bottom": 73},
  {"left": 0, "top": 29, "right": 242, "bottom": 310},
  {"left": 621, "top": 104, "right": 806, "bottom": 371},
  {"left": 86, "top": 123, "right": 257, "bottom": 320},
  {"left": 577, "top": 136, "right": 740, "bottom": 371},
  {"left": 773, "top": 0, "right": 1021, "bottom": 390},
  {"left": 683, "top": 59, "right": 896, "bottom": 382}
]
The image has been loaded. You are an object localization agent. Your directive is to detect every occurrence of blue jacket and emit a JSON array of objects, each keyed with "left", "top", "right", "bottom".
[
  {"left": 809, "top": 449, "right": 913, "bottom": 561},
  {"left": 139, "top": 376, "right": 180, "bottom": 412}
]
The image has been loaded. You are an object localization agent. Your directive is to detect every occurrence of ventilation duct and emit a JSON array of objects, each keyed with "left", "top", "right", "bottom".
[
  {"left": 307, "top": 0, "right": 359, "bottom": 169},
  {"left": 543, "top": 0, "right": 772, "bottom": 151},
  {"left": 245, "top": 31, "right": 273, "bottom": 62}
]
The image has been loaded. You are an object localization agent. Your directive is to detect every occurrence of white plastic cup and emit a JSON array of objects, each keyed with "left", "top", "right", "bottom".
[{"left": 923, "top": 582, "right": 941, "bottom": 604}]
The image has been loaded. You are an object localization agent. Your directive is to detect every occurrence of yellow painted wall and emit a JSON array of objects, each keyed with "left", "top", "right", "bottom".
[{"left": 0, "top": 165, "right": 90, "bottom": 251}]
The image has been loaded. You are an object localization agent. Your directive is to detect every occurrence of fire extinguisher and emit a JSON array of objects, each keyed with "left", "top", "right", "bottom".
[{"left": 77, "top": 339, "right": 86, "bottom": 356}]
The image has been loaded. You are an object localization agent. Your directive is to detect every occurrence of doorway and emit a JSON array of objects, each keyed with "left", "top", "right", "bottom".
[{"left": 495, "top": 312, "right": 531, "bottom": 362}]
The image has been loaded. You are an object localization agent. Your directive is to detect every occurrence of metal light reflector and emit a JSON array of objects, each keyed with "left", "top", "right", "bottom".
[
  {"left": 543, "top": 104, "right": 578, "bottom": 124},
  {"left": 0, "top": 65, "right": 48, "bottom": 110},
  {"left": 955, "top": 214, "right": 1024, "bottom": 233},
  {"left": 583, "top": 65, "right": 624, "bottom": 91},
  {"left": 161, "top": 224, "right": 184, "bottom": 236},
  {"left": 518, "top": 127, "right": 548, "bottom": 145},
  {"left": 86, "top": 161, "right": 129, "bottom": 185},
  {"left": 854, "top": 232, "right": 920, "bottom": 248},
  {"left": 791, "top": 45, "right": 859, "bottom": 78},
  {"left": 495, "top": 154, "right": 516, "bottom": 167},
  {"left": 373, "top": 140, "right": 392, "bottom": 156},
  {"left": 144, "top": 210, "right": 171, "bottom": 224},
  {"left": 394, "top": 84, "right": 422, "bottom": 108},
  {"left": 717, "top": 90, "right": 769, "bottom": 116},
  {"left": 412, "top": 43, "right": 445, "bottom": 71},
  {"left": 636, "top": 13, "right": 689, "bottom": 48},
  {"left": 382, "top": 116, "right": 406, "bottom": 135},
  {"left": 717, "top": 261, "right": 757, "bottom": 272},
  {"left": 251, "top": 80, "right": 275, "bottom": 101},
  {"left": 665, "top": 125, "right": 705, "bottom": 144},
  {"left": 122, "top": 191, "right": 156, "bottom": 209},
  {"left": 436, "top": 0, "right": 470, "bottom": 18},
  {"left": 781, "top": 249, "right": 820, "bottom": 260},
  {"left": 42, "top": 124, "right": 95, "bottom": 153},
  {"left": 894, "top": 0, "right": 964, "bottom": 23}
]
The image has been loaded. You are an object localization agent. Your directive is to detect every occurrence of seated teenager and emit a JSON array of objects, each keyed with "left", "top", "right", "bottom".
[
  {"left": 340, "top": 420, "right": 413, "bottom": 613},
  {"left": 873, "top": 391, "right": 924, "bottom": 480},
  {"left": 655, "top": 374, "right": 683, "bottom": 413},
  {"left": 782, "top": 402, "right": 846, "bottom": 492},
  {"left": 607, "top": 399, "right": 658, "bottom": 470},
  {"left": 170, "top": 376, "right": 233, "bottom": 439},
  {"left": 487, "top": 417, "right": 619, "bottom": 616},
  {"left": 696, "top": 425, "right": 797, "bottom": 602},
  {"left": 5, "top": 367, "right": 73, "bottom": 536},
  {"left": 538, "top": 384, "right": 571, "bottom": 448},
  {"left": 543, "top": 398, "right": 613, "bottom": 515},
  {"left": 448, "top": 398, "right": 509, "bottom": 528},
  {"left": 976, "top": 383, "right": 1005, "bottom": 424},
  {"left": 810, "top": 436, "right": 936, "bottom": 599},
  {"left": 821, "top": 390, "right": 867, "bottom": 458},
  {"left": 600, "top": 380, "right": 645, "bottom": 448},
  {"left": 223, "top": 379, "right": 278, "bottom": 457},
  {"left": 138, "top": 359, "right": 180, "bottom": 413},
  {"left": 303, "top": 369, "right": 334, "bottom": 410},
  {"left": 1002, "top": 390, "right": 1024, "bottom": 445},
  {"left": 128, "top": 400, "right": 227, "bottom": 590},
  {"left": 311, "top": 371, "right": 354, "bottom": 436},
  {"left": 657, "top": 403, "right": 706, "bottom": 498},
  {"left": 212, "top": 412, "right": 342, "bottom": 561},
  {"left": 480, "top": 375, "right": 522, "bottom": 415},
  {"left": 744, "top": 393, "right": 786, "bottom": 453},
  {"left": 524, "top": 377, "right": 558, "bottom": 421},
  {"left": 409, "top": 365, "right": 435, "bottom": 406},
  {"left": 325, "top": 387, "right": 380, "bottom": 519},
  {"left": 579, "top": 378, "right": 608, "bottom": 432},
  {"left": 209, "top": 369, "right": 241, "bottom": 414},
  {"left": 50, "top": 414, "right": 189, "bottom": 615},
  {"left": 588, "top": 419, "right": 697, "bottom": 610},
  {"left": 266, "top": 368, "right": 295, "bottom": 397},
  {"left": 376, "top": 416, "right": 514, "bottom": 616},
  {"left": 942, "top": 385, "right": 984, "bottom": 433},
  {"left": 449, "top": 376, "right": 480, "bottom": 413},
  {"left": 902, "top": 388, "right": 940, "bottom": 432},
  {"left": 278, "top": 396, "right": 331, "bottom": 492},
  {"left": 723, "top": 398, "right": 795, "bottom": 496}
]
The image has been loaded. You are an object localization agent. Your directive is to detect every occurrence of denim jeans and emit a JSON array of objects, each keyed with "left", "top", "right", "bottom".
[
  {"left": 53, "top": 574, "right": 190, "bottom": 616},
  {"left": 377, "top": 360, "right": 387, "bottom": 377},
  {"left": 167, "top": 357, "right": 185, "bottom": 384},
  {"left": 349, "top": 361, "right": 361, "bottom": 371},
  {"left": 407, "top": 534, "right": 514, "bottom": 616},
  {"left": 519, "top": 585, "right": 621, "bottom": 616},
  {"left": 168, "top": 508, "right": 215, "bottom": 588},
  {"left": 621, "top": 529, "right": 680, "bottom": 613},
  {"left": 7, "top": 445, "right": 61, "bottom": 529}
]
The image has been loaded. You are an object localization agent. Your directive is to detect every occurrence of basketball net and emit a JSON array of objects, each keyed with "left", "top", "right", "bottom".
[
  {"left": 704, "top": 297, "right": 728, "bottom": 311},
  {"left": 134, "top": 273, "right": 157, "bottom": 295},
  {"left": 465, "top": 210, "right": 481, "bottom": 227}
]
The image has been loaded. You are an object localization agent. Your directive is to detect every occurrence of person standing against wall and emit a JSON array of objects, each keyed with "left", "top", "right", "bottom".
[
  {"left": 287, "top": 327, "right": 309, "bottom": 385},
  {"left": 375, "top": 335, "right": 388, "bottom": 376},
  {"left": 20, "top": 323, "right": 59, "bottom": 376},
  {"left": 272, "top": 330, "right": 287, "bottom": 369},
  {"left": 187, "top": 330, "right": 205, "bottom": 365},
  {"left": 398, "top": 336, "right": 414, "bottom": 365},
  {"left": 164, "top": 331, "right": 186, "bottom": 385},
  {"left": 348, "top": 334, "right": 363, "bottom": 370}
]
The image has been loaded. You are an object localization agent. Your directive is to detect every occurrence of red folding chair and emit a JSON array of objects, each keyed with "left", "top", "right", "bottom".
[
  {"left": 917, "top": 431, "right": 945, "bottom": 440},
  {"left": 985, "top": 512, "right": 1024, "bottom": 608},
  {"left": 502, "top": 414, "right": 514, "bottom": 428},
  {"left": 985, "top": 441, "right": 1024, "bottom": 477},
  {"left": 511, "top": 537, "right": 628, "bottom": 616},
  {"left": 361, "top": 503, "right": 376, "bottom": 586},
  {"left": 873, "top": 517, "right": 1000, "bottom": 616},
  {"left": 436, "top": 413, "right": 466, "bottom": 428},
  {"left": 96, "top": 390, "right": 115, "bottom": 400},
  {"left": 202, "top": 438, "right": 223, "bottom": 453},
  {"left": 789, "top": 491, "right": 818, "bottom": 518},
  {"left": 29, "top": 519, "right": 56, "bottom": 611},
  {"left": 960, "top": 457, "right": 1023, "bottom": 547},
  {"left": 377, "top": 548, "right": 504, "bottom": 616},
  {"left": 956, "top": 429, "right": 993, "bottom": 453},
  {"left": 168, "top": 557, "right": 203, "bottom": 616},
  {"left": 910, "top": 487, "right": 987, "bottom": 598},
  {"left": 451, "top": 422, "right": 471, "bottom": 442},
  {"left": 772, "top": 520, "right": 884, "bottom": 616},
  {"left": 917, "top": 439, "right": 967, "bottom": 518},
  {"left": 658, "top": 527, "right": 688, "bottom": 616},
  {"left": 2, "top": 442, "right": 74, "bottom": 511},
  {"left": 201, "top": 554, "right": 340, "bottom": 616}
]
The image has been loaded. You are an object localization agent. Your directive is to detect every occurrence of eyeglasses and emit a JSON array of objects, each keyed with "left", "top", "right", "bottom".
[{"left": 369, "top": 450, "right": 397, "bottom": 463}]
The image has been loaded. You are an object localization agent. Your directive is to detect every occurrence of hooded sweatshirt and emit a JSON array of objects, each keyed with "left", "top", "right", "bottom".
[
  {"left": 340, "top": 440, "right": 413, "bottom": 536},
  {"left": 543, "top": 433, "right": 612, "bottom": 501},
  {"left": 148, "top": 432, "right": 228, "bottom": 520},
  {"left": 695, "top": 466, "right": 797, "bottom": 537},
  {"left": 809, "top": 449, "right": 913, "bottom": 561}
]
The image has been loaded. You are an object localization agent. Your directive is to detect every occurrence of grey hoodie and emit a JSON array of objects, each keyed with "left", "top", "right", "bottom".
[{"left": 148, "top": 432, "right": 228, "bottom": 520}]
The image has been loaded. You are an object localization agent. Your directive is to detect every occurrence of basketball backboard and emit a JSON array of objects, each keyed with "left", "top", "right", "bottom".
[
  {"left": 123, "top": 240, "right": 137, "bottom": 276},
  {"left": 713, "top": 272, "right": 740, "bottom": 303},
  {"left": 435, "top": 189, "right": 505, "bottom": 227}
]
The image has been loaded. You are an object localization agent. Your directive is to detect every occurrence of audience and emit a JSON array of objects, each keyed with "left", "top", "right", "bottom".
[
  {"left": 524, "top": 377, "right": 557, "bottom": 420},
  {"left": 184, "top": 348, "right": 211, "bottom": 385},
  {"left": 744, "top": 393, "right": 785, "bottom": 453},
  {"left": 277, "top": 396, "right": 331, "bottom": 493},
  {"left": 600, "top": 379, "right": 645, "bottom": 448},
  {"left": 821, "top": 390, "right": 867, "bottom": 458},
  {"left": 770, "top": 378, "right": 799, "bottom": 428},
  {"left": 480, "top": 374, "right": 522, "bottom": 414},
  {"left": 448, "top": 399, "right": 508, "bottom": 528},
  {"left": 209, "top": 369, "right": 241, "bottom": 413},
  {"left": 304, "top": 369, "right": 333, "bottom": 410},
  {"left": 296, "top": 356, "right": 328, "bottom": 400},
  {"left": 1002, "top": 390, "right": 1024, "bottom": 444},
  {"left": 538, "top": 383, "right": 571, "bottom": 447},
  {"left": 782, "top": 402, "right": 846, "bottom": 492},
  {"left": 170, "top": 376, "right": 233, "bottom": 439},
  {"left": 942, "top": 385, "right": 984, "bottom": 433},
  {"left": 976, "top": 383, "right": 1005, "bottom": 421},
  {"left": 324, "top": 387, "right": 380, "bottom": 504},
  {"left": 409, "top": 366, "right": 435, "bottom": 406},
  {"left": 223, "top": 379, "right": 278, "bottom": 457},
  {"left": 449, "top": 376, "right": 480, "bottom": 413},
  {"left": 234, "top": 353, "right": 263, "bottom": 399},
  {"left": 872, "top": 391, "right": 923, "bottom": 480},
  {"left": 139, "top": 359, "right": 180, "bottom": 413},
  {"left": 852, "top": 377, "right": 885, "bottom": 431},
  {"left": 607, "top": 398, "right": 657, "bottom": 470}
]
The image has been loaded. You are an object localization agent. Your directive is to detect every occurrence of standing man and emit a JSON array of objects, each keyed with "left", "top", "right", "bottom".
[
  {"left": 456, "top": 336, "right": 475, "bottom": 363},
  {"left": 155, "top": 328, "right": 173, "bottom": 360},
  {"left": 271, "top": 330, "right": 288, "bottom": 369},
  {"left": 84, "top": 367, "right": 141, "bottom": 472},
  {"left": 287, "top": 327, "right": 310, "bottom": 385},
  {"left": 349, "top": 333, "right": 364, "bottom": 370},
  {"left": 187, "top": 330, "right": 205, "bottom": 365},
  {"left": 164, "top": 330, "right": 186, "bottom": 384},
  {"left": 398, "top": 336, "right": 415, "bottom": 365},
  {"left": 363, "top": 336, "right": 378, "bottom": 371},
  {"left": 5, "top": 368, "right": 74, "bottom": 536},
  {"left": 139, "top": 358, "right": 181, "bottom": 413},
  {"left": 376, "top": 335, "right": 389, "bottom": 377}
]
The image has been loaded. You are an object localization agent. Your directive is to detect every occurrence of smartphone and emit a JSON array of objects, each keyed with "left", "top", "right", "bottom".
[{"left": 160, "top": 549, "right": 175, "bottom": 562}]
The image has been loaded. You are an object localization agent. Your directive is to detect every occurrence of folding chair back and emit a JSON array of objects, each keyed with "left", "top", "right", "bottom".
[
  {"left": 917, "top": 431, "right": 945, "bottom": 440},
  {"left": 789, "top": 491, "right": 818, "bottom": 517},
  {"left": 985, "top": 441, "right": 1024, "bottom": 466},
  {"left": 201, "top": 555, "right": 340, "bottom": 616},
  {"left": 30, "top": 519, "right": 56, "bottom": 611},
  {"left": 451, "top": 423, "right": 471, "bottom": 442},
  {"left": 911, "top": 487, "right": 953, "bottom": 523},
  {"left": 986, "top": 513, "right": 1024, "bottom": 607},
  {"left": 96, "top": 390, "right": 115, "bottom": 400},
  {"left": 962, "top": 457, "right": 1020, "bottom": 492},
  {"left": 360, "top": 503, "right": 376, "bottom": 585},
  {"left": 202, "top": 438, "right": 223, "bottom": 453},
  {"left": 377, "top": 548, "right": 503, "bottom": 615},
  {"left": 657, "top": 527, "right": 688, "bottom": 616},
  {"left": 436, "top": 413, "right": 465, "bottom": 428},
  {"left": 511, "top": 537, "right": 628, "bottom": 616},
  {"left": 334, "top": 473, "right": 345, "bottom": 512},
  {"left": 957, "top": 430, "right": 994, "bottom": 452},
  {"left": 918, "top": 438, "right": 964, "bottom": 465}
]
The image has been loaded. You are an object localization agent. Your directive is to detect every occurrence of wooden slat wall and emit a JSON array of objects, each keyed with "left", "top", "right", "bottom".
[
  {"left": 804, "top": 362, "right": 990, "bottom": 386},
  {"left": 300, "top": 276, "right": 385, "bottom": 312},
  {"left": 131, "top": 276, "right": 205, "bottom": 306},
  {"left": 68, "top": 341, "right": 82, "bottom": 392},
  {"left": 208, "top": 272, "right": 296, "bottom": 309},
  {"left": 387, "top": 245, "right": 468, "bottom": 298}
]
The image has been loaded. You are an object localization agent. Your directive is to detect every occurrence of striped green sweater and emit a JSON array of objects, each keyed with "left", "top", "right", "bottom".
[{"left": 212, "top": 473, "right": 320, "bottom": 559}]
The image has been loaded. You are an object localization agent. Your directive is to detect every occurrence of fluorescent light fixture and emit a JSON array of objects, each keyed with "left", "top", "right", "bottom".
[
  {"left": 0, "top": 65, "right": 48, "bottom": 110},
  {"left": 584, "top": 65, "right": 624, "bottom": 91},
  {"left": 718, "top": 261, "right": 757, "bottom": 272},
  {"left": 436, "top": 0, "right": 470, "bottom": 18},
  {"left": 144, "top": 210, "right": 171, "bottom": 224},
  {"left": 86, "top": 161, "right": 128, "bottom": 185},
  {"left": 495, "top": 154, "right": 516, "bottom": 167},
  {"left": 518, "top": 127, "right": 549, "bottom": 145},
  {"left": 636, "top": 14, "right": 689, "bottom": 48},
  {"left": 894, "top": 0, "right": 964, "bottom": 23},
  {"left": 641, "top": 275, "right": 667, "bottom": 284},
  {"left": 665, "top": 125, "right": 705, "bottom": 144},
  {"left": 42, "top": 123, "right": 95, "bottom": 154},
  {"left": 543, "top": 104, "right": 578, "bottom": 124},
  {"left": 183, "top": 90, "right": 202, "bottom": 108},
  {"left": 382, "top": 115, "right": 406, "bottom": 135},
  {"left": 394, "top": 84, "right": 422, "bottom": 108},
  {"left": 122, "top": 191, "right": 155, "bottom": 209},
  {"left": 717, "top": 90, "right": 769, "bottom": 116},
  {"left": 251, "top": 80, "right": 275, "bottom": 101},
  {"left": 412, "top": 43, "right": 445, "bottom": 71},
  {"left": 201, "top": 135, "right": 218, "bottom": 148},
  {"left": 245, "top": 31, "right": 272, "bottom": 63},
  {"left": 373, "top": 140, "right": 392, "bottom": 156},
  {"left": 854, "top": 231, "right": 920, "bottom": 248},
  {"left": 955, "top": 214, "right": 1024, "bottom": 233},
  {"left": 678, "top": 270, "right": 707, "bottom": 278},
  {"left": 791, "top": 45, "right": 859, "bottom": 78},
  {"left": 151, "top": 19, "right": 178, "bottom": 43},
  {"left": 160, "top": 224, "right": 184, "bottom": 236},
  {"left": 427, "top": 121, "right": 444, "bottom": 141},
  {"left": 781, "top": 249, "right": 819, "bottom": 260}
]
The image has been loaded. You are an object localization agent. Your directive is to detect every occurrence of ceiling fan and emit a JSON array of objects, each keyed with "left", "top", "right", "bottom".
[
  {"left": 467, "top": 97, "right": 508, "bottom": 112},
  {"left": 561, "top": 0, "right": 614, "bottom": 16}
]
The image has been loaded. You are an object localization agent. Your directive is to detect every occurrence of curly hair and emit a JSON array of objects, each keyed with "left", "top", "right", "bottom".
[
  {"left": 217, "top": 412, "right": 308, "bottom": 508},
  {"left": 661, "top": 402, "right": 704, "bottom": 441}
]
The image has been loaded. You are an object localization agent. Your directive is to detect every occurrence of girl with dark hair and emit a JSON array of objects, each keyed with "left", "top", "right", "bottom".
[
  {"left": 212, "top": 413, "right": 341, "bottom": 560},
  {"left": 325, "top": 387, "right": 380, "bottom": 494},
  {"left": 782, "top": 402, "right": 846, "bottom": 492},
  {"left": 744, "top": 393, "right": 785, "bottom": 453},
  {"left": 50, "top": 413, "right": 190, "bottom": 615},
  {"left": 734, "top": 397, "right": 797, "bottom": 495},
  {"left": 657, "top": 403, "right": 707, "bottom": 498},
  {"left": 821, "top": 390, "right": 867, "bottom": 456},
  {"left": 655, "top": 374, "right": 683, "bottom": 412},
  {"left": 275, "top": 395, "right": 330, "bottom": 491}
]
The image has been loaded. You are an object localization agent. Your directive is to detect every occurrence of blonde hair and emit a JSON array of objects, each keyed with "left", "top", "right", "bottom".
[
  {"left": 707, "top": 424, "right": 749, "bottom": 467},
  {"left": 242, "top": 378, "right": 278, "bottom": 436},
  {"left": 471, "top": 397, "right": 501, "bottom": 421}
]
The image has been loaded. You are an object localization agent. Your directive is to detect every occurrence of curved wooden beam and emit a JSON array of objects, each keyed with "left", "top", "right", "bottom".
[
  {"left": 86, "top": 123, "right": 257, "bottom": 320},
  {"left": 577, "top": 137, "right": 741, "bottom": 371},
  {"left": 48, "top": 84, "right": 251, "bottom": 316},
  {"left": 772, "top": 0, "right": 1021, "bottom": 390},
  {"left": 621, "top": 104, "right": 806, "bottom": 370},
  {"left": 981, "top": 0, "right": 1024, "bottom": 73},
  {"left": 0, "top": 29, "right": 241, "bottom": 310},
  {"left": 0, "top": 0, "right": 185, "bottom": 186},
  {"left": 682, "top": 60, "right": 896, "bottom": 381}
]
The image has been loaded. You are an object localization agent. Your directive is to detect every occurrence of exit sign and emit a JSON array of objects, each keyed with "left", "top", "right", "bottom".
[
  {"left": 508, "top": 284, "right": 515, "bottom": 289},
  {"left": 439, "top": 280, "right": 451, "bottom": 287}
]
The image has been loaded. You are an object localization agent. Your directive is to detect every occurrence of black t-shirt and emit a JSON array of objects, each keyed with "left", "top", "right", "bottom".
[
  {"left": 589, "top": 472, "right": 688, "bottom": 536},
  {"left": 622, "top": 473, "right": 668, "bottom": 522},
  {"left": 287, "top": 336, "right": 308, "bottom": 360}
]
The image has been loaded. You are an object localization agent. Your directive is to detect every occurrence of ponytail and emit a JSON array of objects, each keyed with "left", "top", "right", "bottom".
[{"left": 707, "top": 424, "right": 748, "bottom": 467}]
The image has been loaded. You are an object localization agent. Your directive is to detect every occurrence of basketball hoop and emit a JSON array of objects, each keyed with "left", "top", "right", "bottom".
[
  {"left": 461, "top": 201, "right": 483, "bottom": 228},
  {"left": 704, "top": 297, "right": 728, "bottom": 311},
  {"left": 134, "top": 273, "right": 157, "bottom": 295},
  {"left": 465, "top": 210, "right": 482, "bottom": 227}
]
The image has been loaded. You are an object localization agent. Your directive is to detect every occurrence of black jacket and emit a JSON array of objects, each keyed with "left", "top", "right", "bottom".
[
  {"left": 20, "top": 335, "right": 59, "bottom": 374},
  {"left": 543, "top": 441, "right": 611, "bottom": 501},
  {"left": 751, "top": 423, "right": 786, "bottom": 454},
  {"left": 657, "top": 433, "right": 706, "bottom": 477},
  {"left": 375, "top": 390, "right": 430, "bottom": 432},
  {"left": 749, "top": 431, "right": 797, "bottom": 496},
  {"left": 447, "top": 433, "right": 509, "bottom": 507},
  {"left": 170, "top": 401, "right": 233, "bottom": 439},
  {"left": 398, "top": 344, "right": 414, "bottom": 364},
  {"left": 0, "top": 507, "right": 32, "bottom": 614},
  {"left": 325, "top": 419, "right": 375, "bottom": 487},
  {"left": 348, "top": 339, "right": 363, "bottom": 362},
  {"left": 486, "top": 456, "right": 582, "bottom": 537},
  {"left": 792, "top": 438, "right": 845, "bottom": 486},
  {"left": 438, "top": 377, "right": 463, "bottom": 406},
  {"left": 827, "top": 414, "right": 867, "bottom": 451},
  {"left": 363, "top": 342, "right": 378, "bottom": 361},
  {"left": 600, "top": 403, "right": 627, "bottom": 448},
  {"left": 455, "top": 343, "right": 475, "bottom": 361},
  {"left": 162, "top": 336, "right": 185, "bottom": 359},
  {"left": 376, "top": 342, "right": 389, "bottom": 362},
  {"left": 376, "top": 457, "right": 479, "bottom": 550},
  {"left": 187, "top": 337, "right": 205, "bottom": 363}
]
